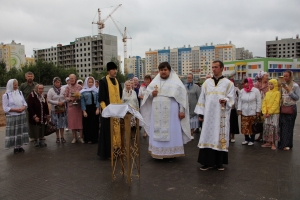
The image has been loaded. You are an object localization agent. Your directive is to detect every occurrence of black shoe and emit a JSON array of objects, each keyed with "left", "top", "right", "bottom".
[
  {"left": 18, "top": 147, "right": 25, "bottom": 153},
  {"left": 34, "top": 141, "right": 39, "bottom": 147},
  {"left": 39, "top": 141, "right": 47, "bottom": 147},
  {"left": 13, "top": 147, "right": 19, "bottom": 154},
  {"left": 217, "top": 165, "right": 225, "bottom": 171},
  {"left": 200, "top": 165, "right": 213, "bottom": 171}
]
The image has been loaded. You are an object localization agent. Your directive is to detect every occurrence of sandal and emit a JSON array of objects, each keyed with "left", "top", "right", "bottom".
[
  {"left": 61, "top": 138, "right": 66, "bottom": 143},
  {"left": 261, "top": 144, "right": 272, "bottom": 148},
  {"left": 271, "top": 146, "right": 276, "bottom": 150},
  {"left": 56, "top": 138, "right": 60, "bottom": 143}
]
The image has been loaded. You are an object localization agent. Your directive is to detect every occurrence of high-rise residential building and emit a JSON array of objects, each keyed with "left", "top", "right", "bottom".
[
  {"left": 236, "top": 47, "right": 253, "bottom": 60},
  {"left": 124, "top": 56, "right": 145, "bottom": 79},
  {"left": 223, "top": 58, "right": 300, "bottom": 81},
  {"left": 266, "top": 35, "right": 300, "bottom": 58},
  {"left": 0, "top": 40, "right": 26, "bottom": 71},
  {"left": 34, "top": 34, "right": 118, "bottom": 78},
  {"left": 145, "top": 42, "right": 236, "bottom": 80}
]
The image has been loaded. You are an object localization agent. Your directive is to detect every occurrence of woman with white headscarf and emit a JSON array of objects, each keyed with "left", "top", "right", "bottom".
[
  {"left": 122, "top": 80, "right": 139, "bottom": 131},
  {"left": 80, "top": 76, "right": 100, "bottom": 144},
  {"left": 2, "top": 79, "right": 29, "bottom": 153}
]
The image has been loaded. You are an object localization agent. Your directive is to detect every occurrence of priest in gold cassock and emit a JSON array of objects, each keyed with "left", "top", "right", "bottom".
[
  {"left": 194, "top": 60, "right": 234, "bottom": 171},
  {"left": 140, "top": 62, "right": 191, "bottom": 159},
  {"left": 97, "top": 62, "right": 122, "bottom": 159}
]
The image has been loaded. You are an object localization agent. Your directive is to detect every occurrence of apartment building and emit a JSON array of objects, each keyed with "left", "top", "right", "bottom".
[
  {"left": 266, "top": 35, "right": 300, "bottom": 58},
  {"left": 124, "top": 56, "right": 145, "bottom": 79},
  {"left": 0, "top": 40, "right": 26, "bottom": 71},
  {"left": 236, "top": 47, "right": 253, "bottom": 60},
  {"left": 34, "top": 34, "right": 118, "bottom": 78}
]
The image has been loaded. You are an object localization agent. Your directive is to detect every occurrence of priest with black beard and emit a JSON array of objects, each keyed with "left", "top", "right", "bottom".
[{"left": 97, "top": 62, "right": 122, "bottom": 159}]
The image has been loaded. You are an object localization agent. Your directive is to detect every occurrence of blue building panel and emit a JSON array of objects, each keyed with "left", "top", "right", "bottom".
[
  {"left": 200, "top": 46, "right": 215, "bottom": 50},
  {"left": 268, "top": 69, "right": 300, "bottom": 72}
]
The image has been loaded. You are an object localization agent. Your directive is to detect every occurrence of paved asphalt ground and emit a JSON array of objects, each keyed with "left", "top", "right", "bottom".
[{"left": 0, "top": 104, "right": 300, "bottom": 200}]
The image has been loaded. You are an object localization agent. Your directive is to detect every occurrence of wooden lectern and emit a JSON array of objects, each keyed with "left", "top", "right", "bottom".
[{"left": 109, "top": 113, "right": 140, "bottom": 186}]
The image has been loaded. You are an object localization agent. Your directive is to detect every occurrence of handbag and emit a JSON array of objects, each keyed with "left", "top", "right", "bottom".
[
  {"left": 44, "top": 121, "right": 56, "bottom": 136},
  {"left": 280, "top": 105, "right": 294, "bottom": 114},
  {"left": 54, "top": 105, "right": 66, "bottom": 114},
  {"left": 252, "top": 117, "right": 263, "bottom": 134}
]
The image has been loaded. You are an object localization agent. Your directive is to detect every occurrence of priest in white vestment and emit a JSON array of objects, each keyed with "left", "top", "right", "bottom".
[
  {"left": 194, "top": 60, "right": 235, "bottom": 170},
  {"left": 141, "top": 62, "right": 191, "bottom": 159}
]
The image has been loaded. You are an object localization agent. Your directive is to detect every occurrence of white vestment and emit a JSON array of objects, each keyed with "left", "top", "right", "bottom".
[
  {"left": 141, "top": 70, "right": 191, "bottom": 158},
  {"left": 194, "top": 78, "right": 234, "bottom": 152}
]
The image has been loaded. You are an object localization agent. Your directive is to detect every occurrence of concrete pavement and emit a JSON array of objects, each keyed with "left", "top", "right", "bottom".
[{"left": 0, "top": 107, "right": 300, "bottom": 200}]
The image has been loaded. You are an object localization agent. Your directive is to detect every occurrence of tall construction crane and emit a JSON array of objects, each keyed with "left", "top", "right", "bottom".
[
  {"left": 92, "top": 4, "right": 122, "bottom": 35},
  {"left": 109, "top": 16, "right": 132, "bottom": 59}
]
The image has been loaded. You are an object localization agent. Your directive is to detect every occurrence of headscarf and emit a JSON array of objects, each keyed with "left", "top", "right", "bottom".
[
  {"left": 34, "top": 84, "right": 45, "bottom": 103},
  {"left": 6, "top": 79, "right": 23, "bottom": 107},
  {"left": 65, "top": 77, "right": 69, "bottom": 84},
  {"left": 52, "top": 77, "right": 61, "bottom": 95},
  {"left": 80, "top": 76, "right": 98, "bottom": 94},
  {"left": 255, "top": 71, "right": 268, "bottom": 81},
  {"left": 268, "top": 79, "right": 279, "bottom": 92},
  {"left": 243, "top": 78, "right": 253, "bottom": 93}
]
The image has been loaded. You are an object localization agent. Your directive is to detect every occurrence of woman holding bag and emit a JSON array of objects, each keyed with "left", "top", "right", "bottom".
[
  {"left": 237, "top": 78, "right": 261, "bottom": 146},
  {"left": 47, "top": 77, "right": 68, "bottom": 143},
  {"left": 278, "top": 70, "right": 300, "bottom": 150}
]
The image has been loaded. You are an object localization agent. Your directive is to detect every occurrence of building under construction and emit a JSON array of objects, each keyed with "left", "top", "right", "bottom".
[{"left": 34, "top": 34, "right": 117, "bottom": 78}]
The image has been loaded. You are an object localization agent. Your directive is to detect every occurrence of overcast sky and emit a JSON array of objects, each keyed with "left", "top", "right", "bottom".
[{"left": 1, "top": 0, "right": 300, "bottom": 67}]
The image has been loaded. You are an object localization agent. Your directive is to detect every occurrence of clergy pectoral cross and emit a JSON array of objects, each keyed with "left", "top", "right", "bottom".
[{"left": 154, "top": 85, "right": 158, "bottom": 92}]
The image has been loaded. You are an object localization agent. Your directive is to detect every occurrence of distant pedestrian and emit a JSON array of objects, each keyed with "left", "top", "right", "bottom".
[
  {"left": 27, "top": 84, "right": 49, "bottom": 147},
  {"left": 2, "top": 79, "right": 29, "bottom": 153},
  {"left": 278, "top": 70, "right": 300, "bottom": 150},
  {"left": 261, "top": 79, "right": 280, "bottom": 150},
  {"left": 80, "top": 76, "right": 100, "bottom": 144},
  {"left": 19, "top": 71, "right": 37, "bottom": 142},
  {"left": 64, "top": 74, "right": 83, "bottom": 144},
  {"left": 229, "top": 79, "right": 240, "bottom": 143},
  {"left": 47, "top": 77, "right": 68, "bottom": 144},
  {"left": 238, "top": 78, "right": 261, "bottom": 146},
  {"left": 185, "top": 73, "right": 201, "bottom": 139},
  {"left": 138, "top": 75, "right": 152, "bottom": 138}
]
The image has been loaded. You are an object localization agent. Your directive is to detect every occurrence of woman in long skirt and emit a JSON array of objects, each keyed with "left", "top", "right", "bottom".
[
  {"left": 80, "top": 77, "right": 100, "bottom": 144},
  {"left": 229, "top": 79, "right": 240, "bottom": 142},
  {"left": 47, "top": 77, "right": 68, "bottom": 143},
  {"left": 2, "top": 79, "right": 29, "bottom": 153},
  {"left": 278, "top": 70, "right": 300, "bottom": 150}
]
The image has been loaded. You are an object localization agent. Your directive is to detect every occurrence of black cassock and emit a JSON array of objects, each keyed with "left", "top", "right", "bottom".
[{"left": 97, "top": 76, "right": 122, "bottom": 159}]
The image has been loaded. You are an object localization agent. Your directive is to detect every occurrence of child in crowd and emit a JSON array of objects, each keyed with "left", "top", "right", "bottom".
[{"left": 261, "top": 79, "right": 280, "bottom": 150}]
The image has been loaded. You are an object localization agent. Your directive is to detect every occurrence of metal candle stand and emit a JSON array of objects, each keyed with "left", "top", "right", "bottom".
[{"left": 110, "top": 113, "right": 140, "bottom": 186}]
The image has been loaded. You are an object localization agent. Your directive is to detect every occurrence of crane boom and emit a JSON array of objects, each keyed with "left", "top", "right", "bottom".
[{"left": 92, "top": 4, "right": 122, "bottom": 34}]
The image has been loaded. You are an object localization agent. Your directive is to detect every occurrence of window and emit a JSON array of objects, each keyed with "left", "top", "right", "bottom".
[{"left": 248, "top": 65, "right": 251, "bottom": 69}]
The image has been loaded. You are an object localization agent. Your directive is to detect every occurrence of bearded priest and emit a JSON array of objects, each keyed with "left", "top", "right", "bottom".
[{"left": 140, "top": 62, "right": 191, "bottom": 159}]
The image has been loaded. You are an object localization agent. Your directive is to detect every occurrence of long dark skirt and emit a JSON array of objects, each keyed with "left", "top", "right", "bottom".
[
  {"left": 97, "top": 116, "right": 111, "bottom": 159},
  {"left": 230, "top": 108, "right": 240, "bottom": 134},
  {"left": 83, "top": 104, "right": 99, "bottom": 143},
  {"left": 278, "top": 105, "right": 297, "bottom": 149},
  {"left": 198, "top": 148, "right": 228, "bottom": 166}
]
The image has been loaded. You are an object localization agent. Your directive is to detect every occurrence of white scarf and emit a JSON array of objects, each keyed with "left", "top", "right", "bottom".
[{"left": 6, "top": 79, "right": 23, "bottom": 107}]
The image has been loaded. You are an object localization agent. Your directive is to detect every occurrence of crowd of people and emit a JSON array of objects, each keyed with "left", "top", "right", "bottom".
[{"left": 2, "top": 61, "right": 299, "bottom": 172}]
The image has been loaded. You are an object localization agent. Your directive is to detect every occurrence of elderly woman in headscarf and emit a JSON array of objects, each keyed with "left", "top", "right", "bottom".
[
  {"left": 2, "top": 79, "right": 29, "bottom": 153},
  {"left": 80, "top": 76, "right": 100, "bottom": 144},
  {"left": 27, "top": 84, "right": 49, "bottom": 147},
  {"left": 122, "top": 80, "right": 139, "bottom": 135},
  {"left": 278, "top": 70, "right": 300, "bottom": 150},
  {"left": 237, "top": 78, "right": 261, "bottom": 146},
  {"left": 261, "top": 79, "right": 280, "bottom": 150},
  {"left": 47, "top": 77, "right": 67, "bottom": 143},
  {"left": 254, "top": 71, "right": 269, "bottom": 141}
]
